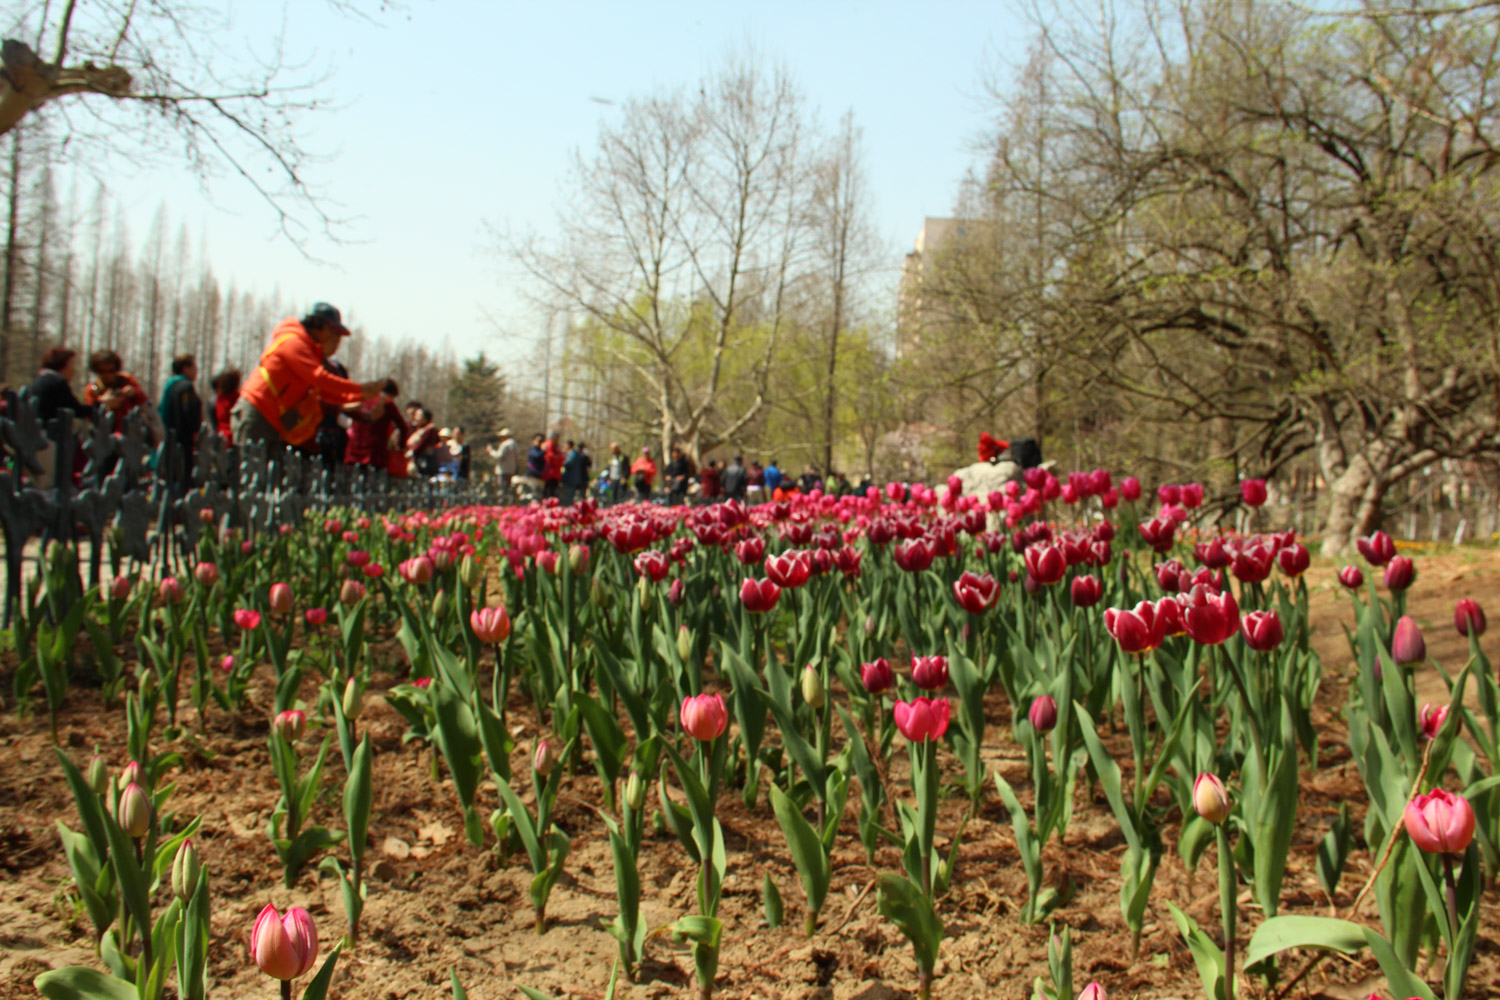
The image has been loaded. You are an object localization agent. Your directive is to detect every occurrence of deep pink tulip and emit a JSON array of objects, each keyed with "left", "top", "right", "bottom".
[
  {"left": 399, "top": 556, "right": 434, "bottom": 585},
  {"left": 910, "top": 655, "right": 949, "bottom": 691},
  {"left": 412, "top": 677, "right": 432, "bottom": 690},
  {"left": 1454, "top": 599, "right": 1486, "bottom": 637},
  {"left": 1180, "top": 483, "right": 1204, "bottom": 509},
  {"left": 1241, "top": 610, "right": 1284, "bottom": 652},
  {"left": 159, "top": 577, "right": 185, "bottom": 605},
  {"left": 952, "top": 571, "right": 999, "bottom": 613},
  {"left": 861, "top": 658, "right": 895, "bottom": 695},
  {"left": 893, "top": 538, "right": 935, "bottom": 573},
  {"left": 1104, "top": 602, "right": 1165, "bottom": 654},
  {"left": 1024, "top": 543, "right": 1066, "bottom": 586},
  {"left": 1070, "top": 574, "right": 1102, "bottom": 607},
  {"left": 1391, "top": 615, "right": 1425, "bottom": 665},
  {"left": 893, "top": 696, "right": 951, "bottom": 742},
  {"left": 106, "top": 576, "right": 132, "bottom": 600},
  {"left": 1183, "top": 586, "right": 1240, "bottom": 646},
  {"left": 1137, "top": 516, "right": 1175, "bottom": 553},
  {"left": 1155, "top": 595, "right": 1186, "bottom": 637},
  {"left": 362, "top": 563, "right": 385, "bottom": 579},
  {"left": 194, "top": 562, "right": 219, "bottom": 587},
  {"left": 471, "top": 606, "right": 511, "bottom": 643},
  {"left": 1195, "top": 538, "right": 1231, "bottom": 569},
  {"left": 1230, "top": 544, "right": 1274, "bottom": 584},
  {"left": 1356, "top": 530, "right": 1396, "bottom": 567},
  {"left": 1157, "top": 484, "right": 1181, "bottom": 506},
  {"left": 536, "top": 550, "right": 560, "bottom": 575},
  {"left": 251, "top": 902, "right": 319, "bottom": 981},
  {"left": 1419, "top": 702, "right": 1449, "bottom": 740},
  {"left": 1276, "top": 542, "right": 1310, "bottom": 578},
  {"left": 633, "top": 550, "right": 671, "bottom": 582},
  {"left": 304, "top": 607, "right": 327, "bottom": 626},
  {"left": 1403, "top": 788, "right": 1476, "bottom": 855},
  {"left": 740, "top": 577, "right": 781, "bottom": 613},
  {"left": 1338, "top": 565, "right": 1365, "bottom": 589},
  {"left": 233, "top": 608, "right": 262, "bottom": 630},
  {"left": 1383, "top": 555, "right": 1415, "bottom": 591},
  {"left": 1120, "top": 477, "right": 1141, "bottom": 501},
  {"left": 680, "top": 693, "right": 728, "bottom": 741},
  {"left": 734, "top": 536, "right": 766, "bottom": 565},
  {"left": 766, "top": 551, "right": 812, "bottom": 589},
  {"left": 1240, "top": 479, "right": 1267, "bottom": 507},
  {"left": 1028, "top": 695, "right": 1057, "bottom": 733}
]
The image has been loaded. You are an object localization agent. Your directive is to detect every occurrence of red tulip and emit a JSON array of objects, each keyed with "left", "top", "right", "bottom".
[
  {"left": 1338, "top": 565, "right": 1364, "bottom": 589},
  {"left": 952, "top": 571, "right": 999, "bottom": 613},
  {"left": 251, "top": 902, "right": 319, "bottom": 981},
  {"left": 1454, "top": 599, "right": 1486, "bottom": 637},
  {"left": 1241, "top": 610, "right": 1284, "bottom": 652},
  {"left": 362, "top": 563, "right": 385, "bottom": 579},
  {"left": 323, "top": 518, "right": 343, "bottom": 535},
  {"left": 1276, "top": 542, "right": 1310, "bottom": 578},
  {"left": 1070, "top": 574, "right": 1102, "bottom": 607},
  {"left": 1419, "top": 702, "right": 1449, "bottom": 740},
  {"left": 1403, "top": 788, "right": 1475, "bottom": 855},
  {"left": 680, "top": 693, "right": 728, "bottom": 741},
  {"left": 1230, "top": 544, "right": 1273, "bottom": 584},
  {"left": 734, "top": 536, "right": 766, "bottom": 565},
  {"left": 633, "top": 550, "right": 671, "bottom": 582},
  {"left": 893, "top": 696, "right": 951, "bottom": 742},
  {"left": 1155, "top": 595, "right": 1186, "bottom": 636},
  {"left": 1240, "top": 479, "right": 1267, "bottom": 507},
  {"left": 910, "top": 655, "right": 949, "bottom": 691},
  {"left": 740, "top": 577, "right": 782, "bottom": 613},
  {"left": 1194, "top": 538, "right": 1230, "bottom": 569},
  {"left": 861, "top": 658, "right": 895, "bottom": 695},
  {"left": 1120, "top": 477, "right": 1141, "bottom": 501},
  {"left": 1391, "top": 615, "right": 1425, "bottom": 665},
  {"left": 1157, "top": 484, "right": 1181, "bottom": 505},
  {"left": 1356, "top": 530, "right": 1396, "bottom": 567},
  {"left": 233, "top": 608, "right": 262, "bottom": 631},
  {"left": 1137, "top": 516, "right": 1175, "bottom": 553},
  {"left": 1180, "top": 483, "right": 1203, "bottom": 509},
  {"left": 834, "top": 546, "right": 862, "bottom": 577},
  {"left": 1024, "top": 543, "right": 1066, "bottom": 586},
  {"left": 766, "top": 551, "right": 812, "bottom": 589},
  {"left": 1104, "top": 602, "right": 1165, "bottom": 654},
  {"left": 536, "top": 550, "right": 560, "bottom": 575},
  {"left": 893, "top": 538, "right": 935, "bottom": 573},
  {"left": 1183, "top": 586, "right": 1239, "bottom": 645},
  {"left": 471, "top": 606, "right": 512, "bottom": 643},
  {"left": 346, "top": 549, "right": 370, "bottom": 567},
  {"left": 304, "top": 607, "right": 327, "bottom": 626},
  {"left": 1028, "top": 695, "right": 1058, "bottom": 733}
]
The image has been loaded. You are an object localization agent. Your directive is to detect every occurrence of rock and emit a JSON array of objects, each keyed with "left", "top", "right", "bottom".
[
  {"left": 948, "top": 461, "right": 1022, "bottom": 530},
  {"left": 370, "top": 859, "right": 400, "bottom": 882},
  {"left": 382, "top": 836, "right": 411, "bottom": 859}
]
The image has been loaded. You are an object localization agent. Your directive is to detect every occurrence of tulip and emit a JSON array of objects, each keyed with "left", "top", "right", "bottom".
[
  {"left": 251, "top": 902, "right": 320, "bottom": 981},
  {"left": 1241, "top": 610, "right": 1284, "bottom": 652},
  {"left": 233, "top": 608, "right": 262, "bottom": 631},
  {"left": 431, "top": 589, "right": 450, "bottom": 618},
  {"left": 536, "top": 550, "right": 560, "bottom": 575},
  {"left": 268, "top": 582, "right": 293, "bottom": 616},
  {"left": 412, "top": 677, "right": 432, "bottom": 690},
  {"left": 734, "top": 536, "right": 766, "bottom": 565},
  {"left": 1104, "top": 602, "right": 1165, "bottom": 654},
  {"left": 861, "top": 657, "right": 895, "bottom": 695},
  {"left": 1403, "top": 788, "right": 1476, "bottom": 855},
  {"left": 105, "top": 576, "right": 132, "bottom": 601},
  {"left": 1024, "top": 543, "right": 1066, "bottom": 586},
  {"left": 172, "top": 838, "right": 200, "bottom": 900},
  {"left": 569, "top": 544, "right": 591, "bottom": 576},
  {"left": 1229, "top": 545, "right": 1273, "bottom": 584},
  {"left": 680, "top": 693, "right": 728, "bottom": 742},
  {"left": 159, "top": 576, "right": 185, "bottom": 605},
  {"left": 1180, "top": 483, "right": 1204, "bottom": 509},
  {"left": 362, "top": 563, "right": 385, "bottom": 579},
  {"left": 1156, "top": 595, "right": 1186, "bottom": 636},
  {"left": 1195, "top": 538, "right": 1231, "bottom": 569},
  {"left": 1240, "top": 479, "right": 1267, "bottom": 507},
  {"left": 399, "top": 555, "right": 434, "bottom": 585},
  {"left": 118, "top": 759, "right": 144, "bottom": 790},
  {"left": 1183, "top": 586, "right": 1240, "bottom": 646},
  {"left": 1194, "top": 773, "right": 1230, "bottom": 824},
  {"left": 1383, "top": 555, "right": 1415, "bottom": 591},
  {"left": 1420, "top": 702, "right": 1449, "bottom": 740},
  {"left": 274, "top": 709, "right": 306, "bottom": 742},
  {"left": 346, "top": 549, "right": 371, "bottom": 567},
  {"left": 342, "top": 678, "right": 364, "bottom": 721},
  {"left": 304, "top": 607, "right": 328, "bottom": 626},
  {"left": 194, "top": 562, "right": 220, "bottom": 587},
  {"left": 624, "top": 771, "right": 646, "bottom": 811},
  {"left": 118, "top": 782, "right": 151, "bottom": 839},
  {"left": 470, "top": 605, "right": 512, "bottom": 644},
  {"left": 85, "top": 754, "right": 109, "bottom": 795},
  {"left": 633, "top": 550, "right": 671, "bottom": 582},
  {"left": 1276, "top": 542, "right": 1310, "bottom": 577},
  {"left": 952, "top": 570, "right": 999, "bottom": 613},
  {"left": 801, "top": 665, "right": 826, "bottom": 709},
  {"left": 910, "top": 654, "right": 949, "bottom": 691},
  {"left": 1356, "top": 530, "right": 1396, "bottom": 566},
  {"left": 1391, "top": 615, "right": 1426, "bottom": 665},
  {"left": 766, "top": 551, "right": 813, "bottom": 589},
  {"left": 1028, "top": 694, "right": 1057, "bottom": 733},
  {"left": 739, "top": 577, "right": 782, "bottom": 613},
  {"left": 533, "top": 740, "right": 558, "bottom": 776},
  {"left": 893, "top": 696, "right": 951, "bottom": 742},
  {"left": 1120, "top": 476, "right": 1141, "bottom": 501},
  {"left": 1070, "top": 574, "right": 1102, "bottom": 607},
  {"left": 324, "top": 518, "right": 343, "bottom": 535},
  {"left": 893, "top": 538, "right": 935, "bottom": 573},
  {"left": 1137, "top": 516, "right": 1176, "bottom": 553},
  {"left": 241, "top": 540, "right": 254, "bottom": 555},
  {"left": 1078, "top": 984, "right": 1107, "bottom": 1000},
  {"left": 668, "top": 578, "right": 685, "bottom": 606},
  {"left": 220, "top": 654, "right": 235, "bottom": 673},
  {"left": 1337, "top": 565, "right": 1364, "bottom": 589},
  {"left": 1454, "top": 598, "right": 1486, "bottom": 637}
]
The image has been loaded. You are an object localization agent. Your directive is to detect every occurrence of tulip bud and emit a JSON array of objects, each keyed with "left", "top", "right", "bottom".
[
  {"left": 569, "top": 544, "right": 590, "bottom": 576},
  {"left": 801, "top": 664, "right": 826, "bottom": 709},
  {"left": 221, "top": 654, "right": 235, "bottom": 673},
  {"left": 637, "top": 575, "right": 654, "bottom": 614},
  {"left": 864, "top": 613, "right": 876, "bottom": 636},
  {"left": 592, "top": 574, "right": 614, "bottom": 610},
  {"left": 304, "top": 607, "right": 328, "bottom": 626},
  {"left": 104, "top": 576, "right": 131, "bottom": 601},
  {"left": 459, "top": 554, "right": 483, "bottom": 590},
  {"left": 1337, "top": 565, "right": 1364, "bottom": 589},
  {"left": 172, "top": 838, "right": 201, "bottom": 900},
  {"left": 1078, "top": 985, "right": 1107, "bottom": 1000},
  {"left": 1028, "top": 695, "right": 1058, "bottom": 733},
  {"left": 273, "top": 709, "right": 306, "bottom": 742},
  {"left": 118, "top": 782, "right": 151, "bottom": 839},
  {"left": 1193, "top": 773, "right": 1230, "bottom": 824},
  {"left": 668, "top": 577, "right": 684, "bottom": 606},
  {"left": 1404, "top": 788, "right": 1476, "bottom": 855},
  {"left": 1391, "top": 615, "right": 1426, "bottom": 666},
  {"left": 268, "top": 582, "right": 293, "bottom": 616},
  {"left": 533, "top": 739, "right": 558, "bottom": 777},
  {"left": 677, "top": 625, "right": 692, "bottom": 662},
  {"left": 432, "top": 588, "right": 450, "bottom": 618},
  {"left": 1455, "top": 598, "right": 1486, "bottom": 638},
  {"left": 1383, "top": 555, "right": 1415, "bottom": 592},
  {"left": 251, "top": 903, "right": 320, "bottom": 981},
  {"left": 340, "top": 579, "right": 366, "bottom": 606},
  {"left": 85, "top": 753, "right": 109, "bottom": 795},
  {"left": 118, "top": 759, "right": 144, "bottom": 791},
  {"left": 194, "top": 562, "right": 220, "bottom": 587},
  {"left": 159, "top": 576, "right": 185, "bottom": 605},
  {"left": 1419, "top": 702, "right": 1449, "bottom": 740},
  {"left": 342, "top": 678, "right": 364, "bottom": 721},
  {"left": 624, "top": 771, "right": 646, "bottom": 811}
]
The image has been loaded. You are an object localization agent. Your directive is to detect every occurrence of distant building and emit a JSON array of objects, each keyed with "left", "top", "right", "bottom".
[{"left": 897, "top": 218, "right": 987, "bottom": 358}]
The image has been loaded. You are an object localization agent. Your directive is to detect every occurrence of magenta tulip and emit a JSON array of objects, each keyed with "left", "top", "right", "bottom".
[
  {"left": 1383, "top": 555, "right": 1415, "bottom": 591},
  {"left": 1240, "top": 479, "right": 1267, "bottom": 507},
  {"left": 680, "top": 693, "right": 728, "bottom": 742},
  {"left": 1356, "top": 530, "right": 1396, "bottom": 566},
  {"left": 1028, "top": 695, "right": 1058, "bottom": 733},
  {"left": 861, "top": 658, "right": 895, "bottom": 695},
  {"left": 739, "top": 577, "right": 782, "bottom": 613},
  {"left": 952, "top": 571, "right": 999, "bottom": 613},
  {"left": 910, "top": 655, "right": 949, "bottom": 691},
  {"left": 1241, "top": 610, "right": 1284, "bottom": 652},
  {"left": 1404, "top": 788, "right": 1476, "bottom": 855},
  {"left": 1391, "top": 615, "right": 1426, "bottom": 665},
  {"left": 1420, "top": 702, "right": 1449, "bottom": 741},
  {"left": 1183, "top": 586, "right": 1240, "bottom": 646},
  {"left": 1337, "top": 565, "right": 1364, "bottom": 589},
  {"left": 893, "top": 696, "right": 951, "bottom": 742},
  {"left": 1070, "top": 574, "right": 1102, "bottom": 607},
  {"left": 1454, "top": 599, "right": 1486, "bottom": 638}
]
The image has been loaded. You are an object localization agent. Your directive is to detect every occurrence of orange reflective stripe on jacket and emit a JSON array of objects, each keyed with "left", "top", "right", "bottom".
[{"left": 240, "top": 318, "right": 362, "bottom": 446}]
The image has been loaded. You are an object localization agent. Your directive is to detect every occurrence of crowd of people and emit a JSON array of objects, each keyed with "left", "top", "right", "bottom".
[{"left": 18, "top": 303, "right": 475, "bottom": 491}]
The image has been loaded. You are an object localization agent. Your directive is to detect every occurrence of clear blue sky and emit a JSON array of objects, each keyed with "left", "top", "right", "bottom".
[{"left": 95, "top": 1, "right": 1032, "bottom": 368}]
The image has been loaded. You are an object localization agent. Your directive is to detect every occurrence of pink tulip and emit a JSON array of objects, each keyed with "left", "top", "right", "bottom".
[
  {"left": 1104, "top": 602, "right": 1165, "bottom": 654},
  {"left": 1028, "top": 695, "right": 1057, "bottom": 733},
  {"left": 117, "top": 781, "right": 151, "bottom": 839},
  {"left": 1193, "top": 773, "right": 1230, "bottom": 824},
  {"left": 268, "top": 582, "right": 293, "bottom": 616},
  {"left": 304, "top": 607, "right": 327, "bottom": 626},
  {"left": 471, "top": 606, "right": 512, "bottom": 643},
  {"left": 250, "top": 902, "right": 319, "bottom": 981},
  {"left": 274, "top": 710, "right": 306, "bottom": 742},
  {"left": 1078, "top": 984, "right": 1107, "bottom": 1000},
  {"left": 363, "top": 563, "right": 385, "bottom": 579},
  {"left": 952, "top": 571, "right": 999, "bottom": 613},
  {"left": 340, "top": 579, "right": 366, "bottom": 605},
  {"left": 1356, "top": 530, "right": 1396, "bottom": 566},
  {"left": 1419, "top": 702, "right": 1449, "bottom": 740},
  {"left": 1391, "top": 615, "right": 1425, "bottom": 665},
  {"left": 1338, "top": 565, "right": 1365, "bottom": 589},
  {"left": 1383, "top": 555, "right": 1415, "bottom": 591},
  {"left": 1454, "top": 599, "right": 1486, "bottom": 638},
  {"left": 1240, "top": 479, "right": 1267, "bottom": 507},
  {"left": 739, "top": 577, "right": 781, "bottom": 613},
  {"left": 893, "top": 696, "right": 951, "bottom": 742},
  {"left": 1120, "top": 477, "right": 1141, "bottom": 501},
  {"left": 412, "top": 676, "right": 432, "bottom": 690},
  {"left": 399, "top": 556, "right": 434, "bottom": 585},
  {"left": 220, "top": 654, "right": 235, "bottom": 673},
  {"left": 1070, "top": 574, "right": 1102, "bottom": 607},
  {"left": 233, "top": 609, "right": 262, "bottom": 631},
  {"left": 106, "top": 576, "right": 132, "bottom": 600},
  {"left": 536, "top": 550, "right": 560, "bottom": 575},
  {"left": 194, "top": 562, "right": 220, "bottom": 587},
  {"left": 1183, "top": 586, "right": 1240, "bottom": 646},
  {"left": 1403, "top": 788, "right": 1476, "bottom": 855},
  {"left": 680, "top": 693, "right": 728, "bottom": 742},
  {"left": 633, "top": 550, "right": 670, "bottom": 582},
  {"left": 159, "top": 577, "right": 185, "bottom": 605}
]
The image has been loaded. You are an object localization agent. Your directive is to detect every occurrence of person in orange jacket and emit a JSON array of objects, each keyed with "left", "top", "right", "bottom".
[
  {"left": 233, "top": 303, "right": 388, "bottom": 451},
  {"left": 629, "top": 446, "right": 658, "bottom": 501}
]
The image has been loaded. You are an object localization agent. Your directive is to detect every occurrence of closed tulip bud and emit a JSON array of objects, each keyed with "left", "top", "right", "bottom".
[
  {"left": 268, "top": 582, "right": 293, "bottom": 616},
  {"left": 668, "top": 577, "right": 685, "bottom": 606},
  {"left": 1391, "top": 615, "right": 1425, "bottom": 665},
  {"left": 1193, "top": 773, "right": 1230, "bottom": 824},
  {"left": 801, "top": 664, "right": 826, "bottom": 709},
  {"left": 638, "top": 575, "right": 655, "bottom": 614},
  {"left": 1078, "top": 984, "right": 1107, "bottom": 1000},
  {"left": 221, "top": 654, "right": 235, "bottom": 673},
  {"left": 1403, "top": 788, "right": 1476, "bottom": 855},
  {"left": 1240, "top": 479, "right": 1267, "bottom": 507},
  {"left": 680, "top": 693, "right": 729, "bottom": 741},
  {"left": 171, "top": 838, "right": 200, "bottom": 900},
  {"left": 536, "top": 550, "right": 560, "bottom": 575},
  {"left": 1028, "top": 695, "right": 1058, "bottom": 733},
  {"left": 1241, "top": 610, "right": 1284, "bottom": 652},
  {"left": 85, "top": 754, "right": 109, "bottom": 795},
  {"left": 194, "top": 562, "right": 220, "bottom": 587},
  {"left": 569, "top": 544, "right": 590, "bottom": 576},
  {"left": 342, "top": 678, "right": 364, "bottom": 720},
  {"left": 1454, "top": 598, "right": 1486, "bottom": 637},
  {"left": 1070, "top": 574, "right": 1102, "bottom": 607},
  {"left": 118, "top": 782, "right": 151, "bottom": 839},
  {"left": 105, "top": 576, "right": 131, "bottom": 601},
  {"left": 273, "top": 709, "right": 306, "bottom": 742},
  {"left": 625, "top": 770, "right": 646, "bottom": 811},
  {"left": 119, "top": 759, "right": 144, "bottom": 791},
  {"left": 1383, "top": 555, "right": 1415, "bottom": 591},
  {"left": 864, "top": 613, "right": 877, "bottom": 636},
  {"left": 340, "top": 579, "right": 366, "bottom": 606},
  {"left": 533, "top": 739, "right": 558, "bottom": 776},
  {"left": 677, "top": 625, "right": 692, "bottom": 662},
  {"left": 250, "top": 902, "right": 320, "bottom": 981},
  {"left": 233, "top": 608, "right": 262, "bottom": 630},
  {"left": 159, "top": 576, "right": 185, "bottom": 605},
  {"left": 1419, "top": 702, "right": 1449, "bottom": 740},
  {"left": 1337, "top": 565, "right": 1364, "bottom": 589},
  {"left": 592, "top": 574, "right": 614, "bottom": 610},
  {"left": 304, "top": 607, "right": 328, "bottom": 626},
  {"left": 432, "top": 589, "right": 451, "bottom": 619},
  {"left": 459, "top": 554, "right": 483, "bottom": 590}
]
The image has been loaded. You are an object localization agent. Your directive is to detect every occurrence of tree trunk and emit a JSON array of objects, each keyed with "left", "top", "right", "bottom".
[
  {"left": 1, "top": 128, "right": 22, "bottom": 382},
  {"left": 1320, "top": 456, "right": 1386, "bottom": 556}
]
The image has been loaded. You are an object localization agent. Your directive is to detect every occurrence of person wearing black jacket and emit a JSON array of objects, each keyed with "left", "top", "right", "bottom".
[
  {"left": 24, "top": 346, "right": 94, "bottom": 488},
  {"left": 721, "top": 455, "right": 747, "bottom": 500},
  {"left": 158, "top": 353, "right": 203, "bottom": 497},
  {"left": 664, "top": 447, "right": 694, "bottom": 505}
]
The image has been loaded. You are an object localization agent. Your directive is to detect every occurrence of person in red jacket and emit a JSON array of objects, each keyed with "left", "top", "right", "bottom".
[
  {"left": 541, "top": 430, "right": 565, "bottom": 499},
  {"left": 212, "top": 369, "right": 240, "bottom": 444},
  {"left": 346, "top": 379, "right": 410, "bottom": 470},
  {"left": 83, "top": 350, "right": 150, "bottom": 435},
  {"left": 233, "top": 303, "right": 388, "bottom": 450}
]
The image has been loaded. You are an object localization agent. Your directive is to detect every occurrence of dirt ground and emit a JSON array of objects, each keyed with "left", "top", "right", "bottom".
[{"left": 1, "top": 548, "right": 1498, "bottom": 1000}]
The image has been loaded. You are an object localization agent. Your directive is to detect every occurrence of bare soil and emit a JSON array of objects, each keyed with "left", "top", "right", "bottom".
[{"left": 2, "top": 549, "right": 1498, "bottom": 1000}]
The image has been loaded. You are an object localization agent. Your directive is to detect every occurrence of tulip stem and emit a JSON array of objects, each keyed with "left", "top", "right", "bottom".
[
  {"left": 1218, "top": 824, "right": 1236, "bottom": 1000},
  {"left": 281, "top": 981, "right": 292, "bottom": 1000},
  {"left": 1442, "top": 854, "right": 1459, "bottom": 941},
  {"left": 1348, "top": 738, "right": 1433, "bottom": 918}
]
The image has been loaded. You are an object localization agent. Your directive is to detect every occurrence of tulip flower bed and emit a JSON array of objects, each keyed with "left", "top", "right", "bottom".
[{"left": 1, "top": 479, "right": 1498, "bottom": 1000}]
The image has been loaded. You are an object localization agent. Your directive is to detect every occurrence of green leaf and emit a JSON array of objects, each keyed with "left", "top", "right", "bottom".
[
  {"left": 450, "top": 967, "right": 469, "bottom": 1000},
  {"left": 35, "top": 967, "right": 139, "bottom": 1000},
  {"left": 298, "top": 943, "right": 343, "bottom": 1000},
  {"left": 769, "top": 784, "right": 830, "bottom": 927},
  {"left": 494, "top": 777, "right": 544, "bottom": 873},
  {"left": 345, "top": 735, "right": 373, "bottom": 866},
  {"left": 763, "top": 872, "right": 784, "bottom": 928},
  {"left": 671, "top": 914, "right": 723, "bottom": 948},
  {"left": 1363, "top": 927, "right": 1438, "bottom": 1000},
  {"left": 1244, "top": 915, "right": 1368, "bottom": 968},
  {"left": 1168, "top": 903, "right": 1226, "bottom": 1000},
  {"left": 516, "top": 987, "right": 557, "bottom": 1000},
  {"left": 431, "top": 679, "right": 484, "bottom": 814},
  {"left": 876, "top": 873, "right": 943, "bottom": 977}
]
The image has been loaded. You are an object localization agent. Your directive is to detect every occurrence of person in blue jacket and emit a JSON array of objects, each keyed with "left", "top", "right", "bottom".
[{"left": 763, "top": 458, "right": 783, "bottom": 494}]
